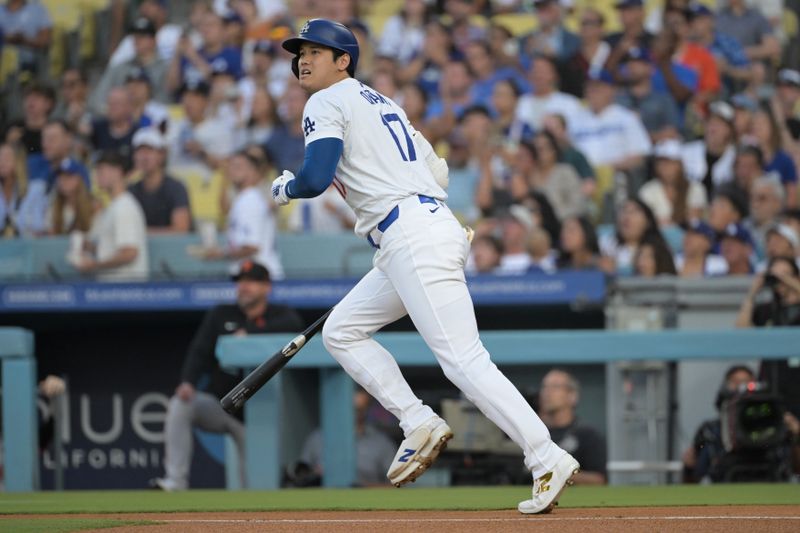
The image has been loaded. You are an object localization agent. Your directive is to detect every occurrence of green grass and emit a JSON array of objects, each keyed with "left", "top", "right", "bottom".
[
  {"left": 0, "top": 519, "right": 154, "bottom": 533},
  {"left": 0, "top": 484, "right": 798, "bottom": 515}
]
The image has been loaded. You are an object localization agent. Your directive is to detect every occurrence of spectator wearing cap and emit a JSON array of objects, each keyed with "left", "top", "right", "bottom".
[
  {"left": 77, "top": 151, "right": 148, "bottom": 281},
  {"left": 639, "top": 139, "right": 707, "bottom": 228},
  {"left": 85, "top": 87, "right": 139, "bottom": 164},
  {"left": 519, "top": 0, "right": 580, "bottom": 68},
  {"left": 715, "top": 0, "right": 781, "bottom": 65},
  {"left": 688, "top": 3, "right": 752, "bottom": 93},
  {"left": 202, "top": 150, "right": 283, "bottom": 279},
  {"left": 90, "top": 17, "right": 170, "bottom": 115},
  {"left": 377, "top": 0, "right": 432, "bottom": 66},
  {"left": 614, "top": 47, "right": 681, "bottom": 143},
  {"left": 664, "top": 6, "right": 721, "bottom": 108},
  {"left": 125, "top": 68, "right": 170, "bottom": 131},
  {"left": 47, "top": 156, "right": 97, "bottom": 236},
  {"left": 167, "top": 79, "right": 235, "bottom": 172},
  {"left": 40, "top": 120, "right": 87, "bottom": 190},
  {"left": 108, "top": 0, "right": 182, "bottom": 68},
  {"left": 222, "top": 10, "right": 246, "bottom": 48},
  {"left": 240, "top": 39, "right": 289, "bottom": 103},
  {"left": 129, "top": 127, "right": 191, "bottom": 234},
  {"left": 515, "top": 55, "right": 583, "bottom": 132},
  {"left": 772, "top": 69, "right": 800, "bottom": 143},
  {"left": 675, "top": 219, "right": 728, "bottom": 277},
  {"left": 709, "top": 185, "right": 749, "bottom": 239},
  {"left": 681, "top": 101, "right": 737, "bottom": 199},
  {"left": 731, "top": 93, "right": 758, "bottom": 141},
  {"left": 568, "top": 70, "right": 652, "bottom": 174},
  {"left": 262, "top": 83, "right": 308, "bottom": 174},
  {"left": 749, "top": 106, "right": 798, "bottom": 207},
  {"left": 167, "top": 11, "right": 243, "bottom": 95},
  {"left": 745, "top": 177, "right": 787, "bottom": 258},
  {"left": 719, "top": 222, "right": 756, "bottom": 274},
  {"left": 151, "top": 259, "right": 303, "bottom": 491},
  {"left": 0, "top": 142, "right": 48, "bottom": 237},
  {"left": 0, "top": 0, "right": 53, "bottom": 74},
  {"left": 605, "top": 0, "right": 654, "bottom": 60}
]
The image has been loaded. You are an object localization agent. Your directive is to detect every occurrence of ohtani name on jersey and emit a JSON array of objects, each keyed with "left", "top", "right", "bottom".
[{"left": 359, "top": 88, "right": 389, "bottom": 105}]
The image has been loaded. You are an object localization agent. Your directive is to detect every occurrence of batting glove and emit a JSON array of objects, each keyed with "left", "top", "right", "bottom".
[{"left": 271, "top": 170, "right": 295, "bottom": 206}]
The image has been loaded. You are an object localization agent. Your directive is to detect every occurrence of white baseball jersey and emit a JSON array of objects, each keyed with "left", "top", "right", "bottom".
[{"left": 301, "top": 77, "right": 446, "bottom": 237}]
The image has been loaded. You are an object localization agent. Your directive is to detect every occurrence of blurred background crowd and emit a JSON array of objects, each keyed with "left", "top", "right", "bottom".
[{"left": 2, "top": 0, "right": 800, "bottom": 281}]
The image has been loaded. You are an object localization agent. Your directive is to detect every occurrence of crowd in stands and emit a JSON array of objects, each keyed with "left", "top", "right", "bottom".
[{"left": 2, "top": 0, "right": 800, "bottom": 281}]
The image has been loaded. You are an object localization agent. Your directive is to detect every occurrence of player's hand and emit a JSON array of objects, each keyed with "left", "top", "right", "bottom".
[
  {"left": 175, "top": 382, "right": 195, "bottom": 402},
  {"left": 271, "top": 170, "right": 294, "bottom": 206}
]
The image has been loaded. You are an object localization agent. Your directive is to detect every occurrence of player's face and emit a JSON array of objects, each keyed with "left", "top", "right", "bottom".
[{"left": 297, "top": 43, "right": 348, "bottom": 93}]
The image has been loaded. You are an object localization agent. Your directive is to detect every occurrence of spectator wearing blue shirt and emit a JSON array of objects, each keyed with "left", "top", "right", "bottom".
[
  {"left": 0, "top": 0, "right": 53, "bottom": 74},
  {"left": 464, "top": 40, "right": 529, "bottom": 114},
  {"left": 715, "top": 0, "right": 781, "bottom": 65},
  {"left": 751, "top": 106, "right": 798, "bottom": 207},
  {"left": 166, "top": 11, "right": 243, "bottom": 96},
  {"left": 689, "top": 4, "right": 752, "bottom": 94},
  {"left": 615, "top": 48, "right": 682, "bottom": 142},
  {"left": 0, "top": 142, "right": 48, "bottom": 237},
  {"left": 263, "top": 83, "right": 307, "bottom": 175},
  {"left": 425, "top": 60, "right": 477, "bottom": 139},
  {"left": 86, "top": 87, "right": 139, "bottom": 166}
]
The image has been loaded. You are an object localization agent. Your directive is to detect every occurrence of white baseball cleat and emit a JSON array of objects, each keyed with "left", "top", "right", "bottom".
[
  {"left": 387, "top": 416, "right": 453, "bottom": 487},
  {"left": 149, "top": 477, "right": 186, "bottom": 492},
  {"left": 518, "top": 453, "right": 580, "bottom": 514}
]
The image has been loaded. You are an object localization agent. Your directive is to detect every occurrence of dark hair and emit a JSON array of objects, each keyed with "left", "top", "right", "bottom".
[
  {"left": 635, "top": 233, "right": 677, "bottom": 276},
  {"left": 557, "top": 216, "right": 600, "bottom": 269},
  {"left": 474, "top": 234, "right": 504, "bottom": 255},
  {"left": 737, "top": 143, "right": 765, "bottom": 167},
  {"left": 495, "top": 77, "right": 522, "bottom": 98},
  {"left": 767, "top": 255, "right": 800, "bottom": 277},
  {"left": 96, "top": 150, "right": 130, "bottom": 172},
  {"left": 458, "top": 104, "right": 492, "bottom": 122},
  {"left": 755, "top": 104, "right": 784, "bottom": 152},
  {"left": 44, "top": 118, "right": 73, "bottom": 135},
  {"left": 24, "top": 82, "right": 56, "bottom": 103},
  {"left": 534, "top": 130, "right": 562, "bottom": 161},
  {"left": 527, "top": 191, "right": 561, "bottom": 245},
  {"left": 714, "top": 365, "right": 756, "bottom": 409},
  {"left": 615, "top": 196, "right": 661, "bottom": 245}
]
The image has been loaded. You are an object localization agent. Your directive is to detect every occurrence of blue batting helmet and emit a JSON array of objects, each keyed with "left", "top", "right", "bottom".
[{"left": 282, "top": 19, "right": 359, "bottom": 79}]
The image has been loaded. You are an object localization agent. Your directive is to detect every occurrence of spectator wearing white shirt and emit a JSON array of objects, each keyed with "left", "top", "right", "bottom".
[
  {"left": 167, "top": 79, "right": 235, "bottom": 174},
  {"left": 639, "top": 139, "right": 707, "bottom": 228},
  {"left": 202, "top": 150, "right": 283, "bottom": 279},
  {"left": 377, "top": 0, "right": 431, "bottom": 66},
  {"left": 568, "top": 70, "right": 652, "bottom": 171},
  {"left": 77, "top": 151, "right": 148, "bottom": 281},
  {"left": 108, "top": 0, "right": 182, "bottom": 68},
  {"left": 515, "top": 55, "right": 583, "bottom": 131},
  {"left": 675, "top": 219, "right": 728, "bottom": 278},
  {"left": 681, "top": 101, "right": 737, "bottom": 199},
  {"left": 497, "top": 205, "right": 535, "bottom": 275}
]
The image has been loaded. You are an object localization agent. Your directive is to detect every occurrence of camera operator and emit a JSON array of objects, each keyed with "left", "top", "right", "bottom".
[
  {"left": 682, "top": 366, "right": 800, "bottom": 483},
  {"left": 736, "top": 255, "right": 800, "bottom": 328}
]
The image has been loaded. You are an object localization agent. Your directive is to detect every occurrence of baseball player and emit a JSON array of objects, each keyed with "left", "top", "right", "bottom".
[{"left": 272, "top": 19, "right": 579, "bottom": 513}]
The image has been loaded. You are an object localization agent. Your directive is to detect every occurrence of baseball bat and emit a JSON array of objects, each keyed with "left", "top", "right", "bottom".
[{"left": 220, "top": 307, "right": 333, "bottom": 414}]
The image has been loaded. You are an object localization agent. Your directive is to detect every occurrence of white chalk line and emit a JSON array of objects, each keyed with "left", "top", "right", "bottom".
[{"left": 159, "top": 516, "right": 800, "bottom": 524}]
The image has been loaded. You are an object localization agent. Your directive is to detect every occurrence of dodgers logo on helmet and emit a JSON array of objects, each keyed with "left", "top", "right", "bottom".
[{"left": 282, "top": 18, "right": 360, "bottom": 78}]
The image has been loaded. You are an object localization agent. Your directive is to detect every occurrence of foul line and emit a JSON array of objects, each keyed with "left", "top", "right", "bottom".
[{"left": 160, "top": 516, "right": 800, "bottom": 524}]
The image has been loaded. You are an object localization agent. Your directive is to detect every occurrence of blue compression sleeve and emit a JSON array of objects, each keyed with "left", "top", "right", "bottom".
[{"left": 286, "top": 137, "right": 343, "bottom": 199}]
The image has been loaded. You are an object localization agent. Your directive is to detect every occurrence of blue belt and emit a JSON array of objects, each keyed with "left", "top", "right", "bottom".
[{"left": 367, "top": 195, "right": 438, "bottom": 249}]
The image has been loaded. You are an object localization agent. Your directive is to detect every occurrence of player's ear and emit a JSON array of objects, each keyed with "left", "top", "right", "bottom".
[{"left": 337, "top": 53, "right": 351, "bottom": 73}]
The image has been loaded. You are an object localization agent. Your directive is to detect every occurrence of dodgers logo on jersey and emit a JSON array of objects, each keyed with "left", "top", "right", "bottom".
[{"left": 303, "top": 117, "right": 316, "bottom": 136}]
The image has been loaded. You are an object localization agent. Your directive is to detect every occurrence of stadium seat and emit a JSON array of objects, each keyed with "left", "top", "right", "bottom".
[
  {"left": 490, "top": 13, "right": 538, "bottom": 36},
  {"left": 170, "top": 168, "right": 226, "bottom": 227}
]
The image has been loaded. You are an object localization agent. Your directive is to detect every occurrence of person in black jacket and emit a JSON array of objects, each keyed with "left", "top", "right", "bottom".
[{"left": 151, "top": 260, "right": 303, "bottom": 491}]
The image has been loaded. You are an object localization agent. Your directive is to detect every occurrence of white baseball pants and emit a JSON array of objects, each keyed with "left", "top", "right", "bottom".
[{"left": 321, "top": 195, "right": 565, "bottom": 476}]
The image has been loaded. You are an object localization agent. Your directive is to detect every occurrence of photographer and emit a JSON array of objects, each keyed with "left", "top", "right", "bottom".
[
  {"left": 736, "top": 256, "right": 800, "bottom": 328},
  {"left": 682, "top": 366, "right": 799, "bottom": 483}
]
